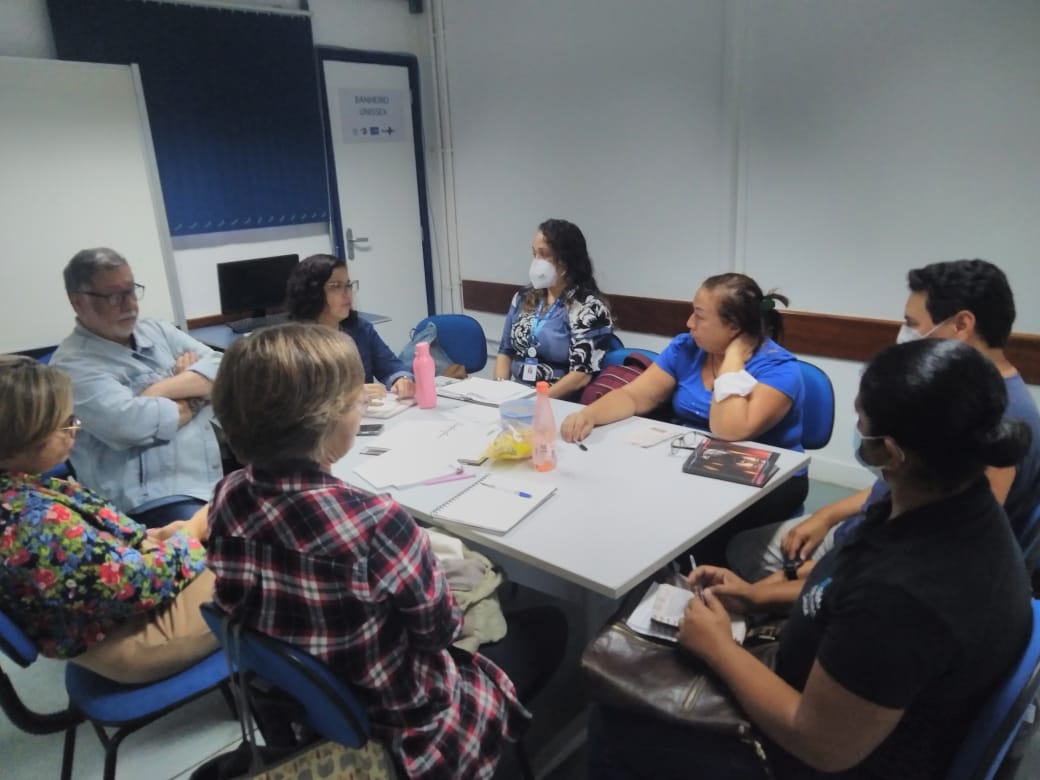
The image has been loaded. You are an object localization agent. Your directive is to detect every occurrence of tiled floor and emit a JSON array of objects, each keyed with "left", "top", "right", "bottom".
[{"left": 3, "top": 479, "right": 1039, "bottom": 779}]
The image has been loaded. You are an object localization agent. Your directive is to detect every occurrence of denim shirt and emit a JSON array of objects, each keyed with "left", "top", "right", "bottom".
[
  {"left": 50, "top": 318, "right": 223, "bottom": 512},
  {"left": 341, "top": 316, "right": 412, "bottom": 388}
]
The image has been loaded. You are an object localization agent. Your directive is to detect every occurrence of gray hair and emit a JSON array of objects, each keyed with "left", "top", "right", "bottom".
[{"left": 63, "top": 247, "right": 129, "bottom": 293}]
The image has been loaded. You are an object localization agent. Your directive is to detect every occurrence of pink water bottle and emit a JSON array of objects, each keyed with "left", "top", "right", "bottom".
[
  {"left": 413, "top": 342, "right": 437, "bottom": 409},
  {"left": 531, "top": 380, "right": 557, "bottom": 471}
]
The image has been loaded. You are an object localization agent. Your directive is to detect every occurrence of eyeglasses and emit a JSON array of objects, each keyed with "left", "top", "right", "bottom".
[
  {"left": 59, "top": 415, "right": 82, "bottom": 435},
  {"left": 78, "top": 283, "right": 145, "bottom": 306},
  {"left": 669, "top": 431, "right": 705, "bottom": 457},
  {"left": 325, "top": 280, "right": 359, "bottom": 295}
]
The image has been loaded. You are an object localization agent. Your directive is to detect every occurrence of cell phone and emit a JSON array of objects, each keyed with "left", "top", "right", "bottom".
[{"left": 358, "top": 423, "right": 384, "bottom": 436}]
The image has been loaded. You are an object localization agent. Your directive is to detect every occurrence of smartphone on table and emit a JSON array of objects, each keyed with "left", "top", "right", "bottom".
[{"left": 358, "top": 423, "right": 384, "bottom": 436}]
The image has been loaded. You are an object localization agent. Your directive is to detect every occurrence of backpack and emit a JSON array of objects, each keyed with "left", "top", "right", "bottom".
[{"left": 580, "top": 352, "right": 656, "bottom": 405}]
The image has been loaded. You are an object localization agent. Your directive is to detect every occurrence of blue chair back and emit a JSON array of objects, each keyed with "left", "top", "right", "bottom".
[
  {"left": 946, "top": 599, "right": 1040, "bottom": 780},
  {"left": 0, "top": 608, "right": 38, "bottom": 668},
  {"left": 200, "top": 603, "right": 370, "bottom": 749},
  {"left": 601, "top": 348, "right": 659, "bottom": 368},
  {"left": 797, "top": 360, "right": 835, "bottom": 450},
  {"left": 1014, "top": 502, "right": 1040, "bottom": 569},
  {"left": 599, "top": 333, "right": 624, "bottom": 352},
  {"left": 413, "top": 314, "right": 488, "bottom": 374}
]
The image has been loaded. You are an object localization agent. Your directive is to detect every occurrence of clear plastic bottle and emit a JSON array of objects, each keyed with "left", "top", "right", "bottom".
[
  {"left": 531, "top": 380, "right": 557, "bottom": 471},
  {"left": 413, "top": 341, "right": 437, "bottom": 409}
]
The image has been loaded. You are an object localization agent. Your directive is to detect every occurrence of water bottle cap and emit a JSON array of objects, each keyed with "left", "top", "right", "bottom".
[
  {"left": 416, "top": 342, "right": 430, "bottom": 355},
  {"left": 535, "top": 380, "right": 549, "bottom": 393}
]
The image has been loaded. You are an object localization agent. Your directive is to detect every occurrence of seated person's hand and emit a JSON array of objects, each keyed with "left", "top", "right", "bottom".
[
  {"left": 688, "top": 565, "right": 755, "bottom": 616},
  {"left": 144, "top": 505, "right": 209, "bottom": 544},
  {"left": 174, "top": 351, "right": 199, "bottom": 374},
  {"left": 364, "top": 382, "right": 388, "bottom": 402},
  {"left": 723, "top": 332, "right": 758, "bottom": 364},
  {"left": 560, "top": 409, "right": 595, "bottom": 442},
  {"left": 392, "top": 377, "right": 416, "bottom": 400},
  {"left": 781, "top": 512, "right": 830, "bottom": 561},
  {"left": 677, "top": 589, "right": 733, "bottom": 661}
]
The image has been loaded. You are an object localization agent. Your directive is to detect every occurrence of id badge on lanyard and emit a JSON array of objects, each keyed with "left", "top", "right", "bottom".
[
  {"left": 522, "top": 346, "right": 538, "bottom": 382},
  {"left": 524, "top": 299, "right": 556, "bottom": 382}
]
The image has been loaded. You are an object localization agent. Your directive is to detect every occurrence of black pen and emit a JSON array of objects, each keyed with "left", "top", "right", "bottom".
[{"left": 577, "top": 442, "right": 588, "bottom": 452}]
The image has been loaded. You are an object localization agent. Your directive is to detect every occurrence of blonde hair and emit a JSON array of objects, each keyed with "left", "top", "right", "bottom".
[
  {"left": 0, "top": 356, "right": 73, "bottom": 462},
  {"left": 211, "top": 322, "right": 365, "bottom": 466}
]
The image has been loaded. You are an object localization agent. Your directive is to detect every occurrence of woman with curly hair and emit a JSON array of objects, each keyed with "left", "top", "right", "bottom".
[
  {"left": 286, "top": 254, "right": 415, "bottom": 400},
  {"left": 493, "top": 218, "right": 614, "bottom": 399}
]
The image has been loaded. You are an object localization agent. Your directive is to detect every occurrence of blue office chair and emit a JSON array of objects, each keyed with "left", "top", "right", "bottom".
[
  {"left": 796, "top": 359, "right": 835, "bottom": 450},
  {"left": 0, "top": 610, "right": 81, "bottom": 780},
  {"left": 945, "top": 599, "right": 1040, "bottom": 780},
  {"left": 128, "top": 494, "right": 206, "bottom": 529},
  {"left": 200, "top": 603, "right": 371, "bottom": 751},
  {"left": 599, "top": 333, "right": 625, "bottom": 353},
  {"left": 411, "top": 314, "right": 488, "bottom": 374},
  {"left": 1014, "top": 502, "right": 1040, "bottom": 571},
  {"left": 1, "top": 605, "right": 233, "bottom": 780}
]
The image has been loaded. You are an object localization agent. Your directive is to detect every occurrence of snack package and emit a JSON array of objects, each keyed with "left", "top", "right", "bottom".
[{"left": 482, "top": 426, "right": 533, "bottom": 460}]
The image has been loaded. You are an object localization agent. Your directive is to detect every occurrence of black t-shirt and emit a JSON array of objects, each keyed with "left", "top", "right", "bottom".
[{"left": 770, "top": 478, "right": 1032, "bottom": 780}]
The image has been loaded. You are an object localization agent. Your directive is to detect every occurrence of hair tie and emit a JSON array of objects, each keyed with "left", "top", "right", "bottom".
[{"left": 761, "top": 298, "right": 776, "bottom": 311}]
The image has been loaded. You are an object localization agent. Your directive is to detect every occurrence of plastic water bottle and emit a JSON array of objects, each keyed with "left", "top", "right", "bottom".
[
  {"left": 531, "top": 380, "right": 557, "bottom": 471},
  {"left": 413, "top": 341, "right": 437, "bottom": 409}
]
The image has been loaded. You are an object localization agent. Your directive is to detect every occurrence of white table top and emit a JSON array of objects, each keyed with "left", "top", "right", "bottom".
[{"left": 331, "top": 398, "right": 810, "bottom": 600}]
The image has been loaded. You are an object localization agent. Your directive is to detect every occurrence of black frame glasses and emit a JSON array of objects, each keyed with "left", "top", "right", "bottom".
[{"left": 78, "top": 283, "right": 146, "bottom": 306}]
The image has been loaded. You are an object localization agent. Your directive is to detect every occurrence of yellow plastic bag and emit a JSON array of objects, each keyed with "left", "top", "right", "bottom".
[{"left": 482, "top": 427, "right": 533, "bottom": 460}]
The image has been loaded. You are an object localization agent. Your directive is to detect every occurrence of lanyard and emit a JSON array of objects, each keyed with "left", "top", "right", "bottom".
[{"left": 531, "top": 296, "right": 561, "bottom": 344}]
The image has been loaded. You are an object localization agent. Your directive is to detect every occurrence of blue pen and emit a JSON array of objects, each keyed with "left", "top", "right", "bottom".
[{"left": 483, "top": 482, "right": 532, "bottom": 499}]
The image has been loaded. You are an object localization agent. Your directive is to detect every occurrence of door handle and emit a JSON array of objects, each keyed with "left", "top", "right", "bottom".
[{"left": 346, "top": 228, "right": 370, "bottom": 260}]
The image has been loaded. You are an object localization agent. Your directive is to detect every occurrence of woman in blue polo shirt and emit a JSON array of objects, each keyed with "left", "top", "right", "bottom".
[
  {"left": 561, "top": 272, "right": 806, "bottom": 543},
  {"left": 493, "top": 219, "right": 614, "bottom": 399}
]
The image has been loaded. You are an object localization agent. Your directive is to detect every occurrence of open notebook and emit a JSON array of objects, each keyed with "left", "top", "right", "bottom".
[
  {"left": 431, "top": 474, "right": 555, "bottom": 534},
  {"left": 625, "top": 583, "right": 747, "bottom": 644},
  {"left": 436, "top": 377, "right": 535, "bottom": 407}
]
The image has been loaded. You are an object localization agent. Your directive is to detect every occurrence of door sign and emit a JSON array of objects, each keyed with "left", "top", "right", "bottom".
[{"left": 339, "top": 88, "right": 409, "bottom": 143}]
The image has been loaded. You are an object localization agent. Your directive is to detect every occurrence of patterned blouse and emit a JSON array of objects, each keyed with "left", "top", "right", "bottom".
[
  {"left": 498, "top": 287, "right": 613, "bottom": 384},
  {"left": 0, "top": 471, "right": 207, "bottom": 659},
  {"left": 207, "top": 462, "right": 529, "bottom": 780}
]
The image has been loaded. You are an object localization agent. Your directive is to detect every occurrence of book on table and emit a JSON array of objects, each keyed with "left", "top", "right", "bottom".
[
  {"left": 681, "top": 438, "right": 780, "bottom": 487},
  {"left": 431, "top": 474, "right": 555, "bottom": 535}
]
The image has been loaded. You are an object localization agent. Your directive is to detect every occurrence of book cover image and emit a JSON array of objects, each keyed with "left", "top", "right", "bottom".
[{"left": 681, "top": 438, "right": 779, "bottom": 487}]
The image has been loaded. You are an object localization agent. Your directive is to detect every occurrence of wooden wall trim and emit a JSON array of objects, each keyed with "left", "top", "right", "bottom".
[{"left": 461, "top": 278, "right": 1040, "bottom": 384}]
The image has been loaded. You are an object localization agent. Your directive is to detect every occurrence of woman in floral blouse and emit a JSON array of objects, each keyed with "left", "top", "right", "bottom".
[
  {"left": 0, "top": 355, "right": 216, "bottom": 684},
  {"left": 208, "top": 323, "right": 530, "bottom": 780}
]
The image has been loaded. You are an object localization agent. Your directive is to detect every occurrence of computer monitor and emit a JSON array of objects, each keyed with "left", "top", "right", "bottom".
[{"left": 217, "top": 254, "right": 299, "bottom": 318}]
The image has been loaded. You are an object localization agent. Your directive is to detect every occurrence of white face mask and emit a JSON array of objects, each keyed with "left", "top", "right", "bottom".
[
  {"left": 895, "top": 318, "right": 948, "bottom": 344},
  {"left": 528, "top": 258, "right": 558, "bottom": 290},
  {"left": 851, "top": 428, "right": 886, "bottom": 480}
]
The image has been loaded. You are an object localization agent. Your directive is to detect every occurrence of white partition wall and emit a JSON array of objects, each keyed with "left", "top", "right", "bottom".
[{"left": 0, "top": 56, "right": 179, "bottom": 354}]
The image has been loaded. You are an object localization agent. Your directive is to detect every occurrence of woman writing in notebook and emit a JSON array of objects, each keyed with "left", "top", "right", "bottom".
[
  {"left": 493, "top": 218, "right": 614, "bottom": 399},
  {"left": 590, "top": 339, "right": 1034, "bottom": 779},
  {"left": 286, "top": 254, "right": 415, "bottom": 400},
  {"left": 206, "top": 323, "right": 541, "bottom": 779}
]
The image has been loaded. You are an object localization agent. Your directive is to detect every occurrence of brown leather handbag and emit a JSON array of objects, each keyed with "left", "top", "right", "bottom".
[{"left": 581, "top": 579, "right": 780, "bottom": 773}]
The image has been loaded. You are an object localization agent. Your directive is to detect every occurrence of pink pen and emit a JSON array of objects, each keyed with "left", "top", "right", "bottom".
[{"left": 421, "top": 472, "right": 477, "bottom": 487}]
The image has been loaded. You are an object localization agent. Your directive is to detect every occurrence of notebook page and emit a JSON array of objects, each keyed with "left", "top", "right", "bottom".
[
  {"left": 432, "top": 475, "right": 555, "bottom": 534},
  {"left": 436, "top": 377, "right": 535, "bottom": 406}
]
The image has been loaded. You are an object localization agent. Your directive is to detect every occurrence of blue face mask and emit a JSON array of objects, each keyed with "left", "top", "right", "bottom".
[{"left": 852, "top": 428, "right": 887, "bottom": 480}]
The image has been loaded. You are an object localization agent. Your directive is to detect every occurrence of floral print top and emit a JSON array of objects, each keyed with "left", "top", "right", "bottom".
[{"left": 0, "top": 471, "right": 207, "bottom": 659}]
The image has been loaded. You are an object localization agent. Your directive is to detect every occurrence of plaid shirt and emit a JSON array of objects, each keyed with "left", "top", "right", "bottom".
[{"left": 208, "top": 463, "right": 529, "bottom": 779}]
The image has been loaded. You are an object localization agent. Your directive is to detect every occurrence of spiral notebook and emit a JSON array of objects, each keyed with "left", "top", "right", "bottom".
[{"left": 431, "top": 474, "right": 555, "bottom": 534}]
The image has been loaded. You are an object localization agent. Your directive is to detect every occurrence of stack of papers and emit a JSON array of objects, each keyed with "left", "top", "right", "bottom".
[{"left": 364, "top": 395, "right": 415, "bottom": 419}]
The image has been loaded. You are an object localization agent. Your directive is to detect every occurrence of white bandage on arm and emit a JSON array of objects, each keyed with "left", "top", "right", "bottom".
[{"left": 713, "top": 370, "right": 758, "bottom": 402}]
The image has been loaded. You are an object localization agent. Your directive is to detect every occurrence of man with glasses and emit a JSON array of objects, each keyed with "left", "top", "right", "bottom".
[
  {"left": 49, "top": 247, "right": 223, "bottom": 514},
  {"left": 724, "top": 258, "right": 1040, "bottom": 592}
]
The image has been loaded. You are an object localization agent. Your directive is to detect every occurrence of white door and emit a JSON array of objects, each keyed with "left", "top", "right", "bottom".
[{"left": 322, "top": 58, "right": 430, "bottom": 353}]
